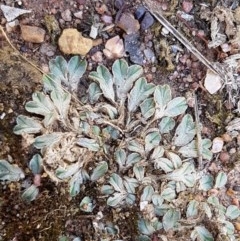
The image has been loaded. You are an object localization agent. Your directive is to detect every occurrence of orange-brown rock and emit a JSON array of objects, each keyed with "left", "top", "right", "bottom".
[{"left": 20, "top": 25, "right": 46, "bottom": 43}]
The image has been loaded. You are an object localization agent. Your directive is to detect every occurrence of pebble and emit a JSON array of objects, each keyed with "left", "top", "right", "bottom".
[
  {"left": 87, "top": 62, "right": 93, "bottom": 71},
  {"left": 197, "top": 30, "right": 205, "bottom": 38},
  {"left": 33, "top": 174, "right": 41, "bottom": 187},
  {"left": 161, "top": 3, "right": 168, "bottom": 11},
  {"left": 204, "top": 69, "right": 222, "bottom": 94},
  {"left": 41, "top": 64, "right": 49, "bottom": 73},
  {"left": 211, "top": 137, "right": 224, "bottom": 153},
  {"left": 39, "top": 43, "right": 56, "bottom": 57},
  {"left": 89, "top": 25, "right": 99, "bottom": 39},
  {"left": 101, "top": 15, "right": 113, "bottom": 24},
  {"left": 91, "top": 51, "right": 103, "bottom": 63},
  {"left": 229, "top": 148, "right": 236, "bottom": 154},
  {"left": 20, "top": 25, "right": 46, "bottom": 43},
  {"left": 6, "top": 20, "right": 19, "bottom": 32},
  {"left": 143, "top": 48, "right": 156, "bottom": 63},
  {"left": 124, "top": 33, "right": 144, "bottom": 65},
  {"left": 135, "top": 6, "right": 146, "bottom": 20},
  {"left": 235, "top": 222, "right": 240, "bottom": 231},
  {"left": 179, "top": 54, "right": 188, "bottom": 64},
  {"left": 103, "top": 35, "right": 125, "bottom": 59},
  {"left": 74, "top": 11, "right": 83, "bottom": 19},
  {"left": 140, "top": 12, "right": 154, "bottom": 30},
  {"left": 146, "top": 73, "right": 153, "bottom": 82},
  {"left": 58, "top": 28, "right": 93, "bottom": 55},
  {"left": 221, "top": 43, "right": 231, "bottom": 52},
  {"left": 151, "top": 66, "right": 157, "bottom": 73},
  {"left": 219, "top": 151, "right": 230, "bottom": 163},
  {"left": 95, "top": 3, "right": 108, "bottom": 15},
  {"left": 115, "top": 0, "right": 124, "bottom": 9},
  {"left": 117, "top": 13, "right": 140, "bottom": 34},
  {"left": 161, "top": 27, "right": 169, "bottom": 35},
  {"left": 182, "top": 0, "right": 193, "bottom": 13},
  {"left": 221, "top": 133, "right": 232, "bottom": 142},
  {"left": 61, "top": 9, "right": 72, "bottom": 22},
  {"left": 186, "top": 59, "right": 192, "bottom": 68},
  {"left": 0, "top": 112, "right": 6, "bottom": 120}
]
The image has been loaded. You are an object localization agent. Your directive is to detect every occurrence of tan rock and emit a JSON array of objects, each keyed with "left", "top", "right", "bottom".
[
  {"left": 58, "top": 28, "right": 93, "bottom": 55},
  {"left": 20, "top": 25, "right": 46, "bottom": 43}
]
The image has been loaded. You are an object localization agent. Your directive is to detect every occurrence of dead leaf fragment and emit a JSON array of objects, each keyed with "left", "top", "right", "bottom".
[
  {"left": 58, "top": 28, "right": 93, "bottom": 55},
  {"left": 204, "top": 69, "right": 222, "bottom": 94},
  {"left": 103, "top": 35, "right": 125, "bottom": 59},
  {"left": 0, "top": 5, "right": 31, "bottom": 22}
]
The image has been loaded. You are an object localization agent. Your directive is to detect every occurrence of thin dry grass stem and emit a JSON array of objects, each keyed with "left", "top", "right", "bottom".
[
  {"left": 194, "top": 92, "right": 203, "bottom": 170},
  {"left": 0, "top": 25, "right": 83, "bottom": 106}
]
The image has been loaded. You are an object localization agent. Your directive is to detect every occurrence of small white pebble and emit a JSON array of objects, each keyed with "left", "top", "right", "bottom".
[
  {"left": 229, "top": 148, "right": 236, "bottom": 154},
  {"left": 161, "top": 27, "right": 169, "bottom": 35},
  {"left": 74, "top": 11, "right": 83, "bottom": 19},
  {"left": 221, "top": 43, "right": 231, "bottom": 53},
  {"left": 212, "top": 137, "right": 224, "bottom": 153},
  {"left": 91, "top": 51, "right": 103, "bottom": 63},
  {"left": 61, "top": 9, "right": 72, "bottom": 22},
  {"left": 204, "top": 69, "right": 222, "bottom": 94},
  {"left": 0, "top": 112, "right": 6, "bottom": 119}
]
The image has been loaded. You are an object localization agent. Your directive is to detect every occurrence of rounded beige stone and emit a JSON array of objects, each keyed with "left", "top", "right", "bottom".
[{"left": 58, "top": 28, "right": 93, "bottom": 55}]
